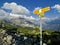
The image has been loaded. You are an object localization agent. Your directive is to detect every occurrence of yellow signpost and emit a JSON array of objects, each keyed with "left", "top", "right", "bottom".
[
  {"left": 33, "top": 6, "right": 50, "bottom": 45},
  {"left": 33, "top": 7, "right": 50, "bottom": 17}
]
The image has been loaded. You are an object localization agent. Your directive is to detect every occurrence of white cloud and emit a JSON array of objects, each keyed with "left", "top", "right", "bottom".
[
  {"left": 42, "top": 17, "right": 50, "bottom": 20},
  {"left": 0, "top": 9, "right": 7, "bottom": 16},
  {"left": 2, "top": 2, "right": 30, "bottom": 15},
  {"left": 50, "top": 16, "right": 59, "bottom": 20},
  {"left": 34, "top": 7, "right": 41, "bottom": 10},
  {"left": 10, "top": 13, "right": 36, "bottom": 20},
  {"left": 52, "top": 4, "right": 60, "bottom": 12},
  {"left": 42, "top": 16, "right": 60, "bottom": 22},
  {"left": 10, "top": 13, "right": 22, "bottom": 18},
  {"left": 0, "top": 9, "right": 9, "bottom": 20},
  {"left": 24, "top": 16, "right": 35, "bottom": 20}
]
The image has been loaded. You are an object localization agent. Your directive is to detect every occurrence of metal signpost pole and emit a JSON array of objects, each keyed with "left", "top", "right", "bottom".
[{"left": 39, "top": 16, "right": 42, "bottom": 45}]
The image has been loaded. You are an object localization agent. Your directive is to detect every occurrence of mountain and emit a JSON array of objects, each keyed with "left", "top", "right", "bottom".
[
  {"left": 43, "top": 17, "right": 60, "bottom": 31},
  {"left": 2, "top": 16, "right": 60, "bottom": 31},
  {"left": 3, "top": 17, "right": 36, "bottom": 28}
]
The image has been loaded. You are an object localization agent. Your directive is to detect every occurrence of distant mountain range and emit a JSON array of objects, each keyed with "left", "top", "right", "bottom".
[
  {"left": 3, "top": 16, "right": 60, "bottom": 31},
  {"left": 43, "top": 17, "right": 60, "bottom": 31}
]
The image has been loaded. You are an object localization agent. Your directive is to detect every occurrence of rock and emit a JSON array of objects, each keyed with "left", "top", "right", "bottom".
[
  {"left": 3, "top": 42, "right": 9, "bottom": 45},
  {"left": 12, "top": 43, "right": 16, "bottom": 45},
  {"left": 1, "top": 30, "right": 6, "bottom": 34},
  {"left": 6, "top": 35, "right": 12, "bottom": 44},
  {"left": 43, "top": 43, "right": 47, "bottom": 45},
  {"left": 24, "top": 36, "right": 27, "bottom": 40},
  {"left": 3, "top": 37, "right": 7, "bottom": 41}
]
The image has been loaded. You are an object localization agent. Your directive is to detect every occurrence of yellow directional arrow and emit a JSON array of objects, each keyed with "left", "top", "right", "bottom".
[{"left": 33, "top": 7, "right": 50, "bottom": 18}]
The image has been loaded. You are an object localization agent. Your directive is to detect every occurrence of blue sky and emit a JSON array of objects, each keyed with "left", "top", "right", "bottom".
[{"left": 0, "top": 0, "right": 60, "bottom": 19}]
